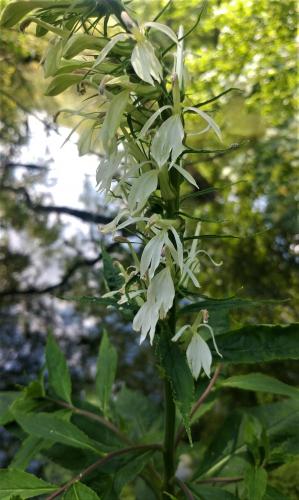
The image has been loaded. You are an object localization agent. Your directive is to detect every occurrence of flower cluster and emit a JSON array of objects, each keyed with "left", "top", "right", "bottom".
[{"left": 65, "top": 12, "right": 222, "bottom": 378}]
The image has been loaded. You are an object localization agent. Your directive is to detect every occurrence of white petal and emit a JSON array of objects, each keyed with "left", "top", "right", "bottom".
[
  {"left": 139, "top": 105, "right": 172, "bottom": 138},
  {"left": 151, "top": 115, "right": 184, "bottom": 168},
  {"left": 172, "top": 324, "right": 191, "bottom": 342},
  {"left": 172, "top": 163, "right": 198, "bottom": 188},
  {"left": 187, "top": 334, "right": 212, "bottom": 380},
  {"left": 128, "top": 170, "right": 158, "bottom": 212},
  {"left": 93, "top": 33, "right": 129, "bottom": 67},
  {"left": 175, "top": 25, "right": 184, "bottom": 89},
  {"left": 131, "top": 40, "right": 162, "bottom": 85},
  {"left": 169, "top": 227, "right": 184, "bottom": 271},
  {"left": 144, "top": 22, "right": 178, "bottom": 43},
  {"left": 184, "top": 106, "right": 222, "bottom": 142},
  {"left": 140, "top": 231, "right": 165, "bottom": 278}
]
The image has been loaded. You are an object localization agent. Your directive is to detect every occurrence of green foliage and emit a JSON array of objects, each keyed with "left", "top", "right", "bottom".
[
  {"left": 96, "top": 330, "right": 118, "bottom": 417},
  {"left": 46, "top": 333, "right": 72, "bottom": 404},
  {"left": 156, "top": 333, "right": 194, "bottom": 443},
  {"left": 0, "top": 0, "right": 298, "bottom": 498},
  {"left": 13, "top": 411, "right": 104, "bottom": 453},
  {"left": 222, "top": 373, "right": 299, "bottom": 399},
  {"left": 63, "top": 482, "right": 101, "bottom": 500},
  {"left": 210, "top": 324, "right": 299, "bottom": 363},
  {"left": 0, "top": 469, "right": 56, "bottom": 499}
]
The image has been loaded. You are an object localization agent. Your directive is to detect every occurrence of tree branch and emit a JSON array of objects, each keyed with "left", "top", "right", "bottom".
[{"left": 1, "top": 185, "right": 112, "bottom": 225}]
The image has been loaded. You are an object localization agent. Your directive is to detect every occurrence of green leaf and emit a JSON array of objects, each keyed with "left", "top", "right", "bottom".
[
  {"left": 188, "top": 484, "right": 237, "bottom": 499},
  {"left": 0, "top": 392, "right": 20, "bottom": 425},
  {"left": 45, "top": 74, "right": 83, "bottom": 96},
  {"left": 0, "top": 469, "right": 56, "bottom": 499},
  {"left": 96, "top": 331, "right": 118, "bottom": 417},
  {"left": 62, "top": 33, "right": 107, "bottom": 59},
  {"left": 222, "top": 373, "right": 299, "bottom": 399},
  {"left": 0, "top": 0, "right": 55, "bottom": 28},
  {"left": 156, "top": 335, "right": 194, "bottom": 443},
  {"left": 46, "top": 333, "right": 72, "bottom": 404},
  {"left": 13, "top": 412, "right": 103, "bottom": 454},
  {"left": 113, "top": 450, "right": 154, "bottom": 493},
  {"left": 63, "top": 482, "right": 101, "bottom": 500},
  {"left": 100, "top": 90, "right": 130, "bottom": 152},
  {"left": 194, "top": 399, "right": 299, "bottom": 479},
  {"left": 101, "top": 246, "right": 124, "bottom": 290},
  {"left": 180, "top": 296, "right": 280, "bottom": 315},
  {"left": 244, "top": 466, "right": 268, "bottom": 500},
  {"left": 209, "top": 324, "right": 299, "bottom": 363},
  {"left": 113, "top": 386, "right": 161, "bottom": 440},
  {"left": 10, "top": 436, "right": 49, "bottom": 470}
]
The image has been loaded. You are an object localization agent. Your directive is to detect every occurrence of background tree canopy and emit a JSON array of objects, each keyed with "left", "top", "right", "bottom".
[{"left": 0, "top": 0, "right": 298, "bottom": 494}]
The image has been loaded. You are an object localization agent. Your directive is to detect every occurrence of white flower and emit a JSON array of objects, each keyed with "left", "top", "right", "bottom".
[
  {"left": 128, "top": 170, "right": 158, "bottom": 213},
  {"left": 151, "top": 115, "right": 185, "bottom": 168},
  {"left": 147, "top": 267, "right": 175, "bottom": 319},
  {"left": 140, "top": 225, "right": 183, "bottom": 278},
  {"left": 131, "top": 40, "right": 162, "bottom": 85},
  {"left": 187, "top": 333, "right": 212, "bottom": 379},
  {"left": 133, "top": 267, "right": 175, "bottom": 344},
  {"left": 172, "top": 319, "right": 222, "bottom": 380},
  {"left": 93, "top": 22, "right": 177, "bottom": 86},
  {"left": 133, "top": 296, "right": 159, "bottom": 344}
]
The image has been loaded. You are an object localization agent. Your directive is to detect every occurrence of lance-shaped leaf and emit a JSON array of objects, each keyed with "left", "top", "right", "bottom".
[
  {"left": 208, "top": 323, "right": 299, "bottom": 364},
  {"left": 96, "top": 331, "right": 118, "bottom": 417},
  {"left": 46, "top": 333, "right": 72, "bottom": 404},
  {"left": 0, "top": 469, "right": 56, "bottom": 499},
  {"left": 0, "top": 0, "right": 56, "bottom": 28},
  {"left": 45, "top": 74, "right": 83, "bottom": 96},
  {"left": 222, "top": 373, "right": 299, "bottom": 399},
  {"left": 100, "top": 90, "right": 130, "bottom": 152},
  {"left": 13, "top": 412, "right": 103, "bottom": 454}
]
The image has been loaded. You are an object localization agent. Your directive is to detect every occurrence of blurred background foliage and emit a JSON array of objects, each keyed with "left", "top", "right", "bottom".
[{"left": 0, "top": 0, "right": 298, "bottom": 494}]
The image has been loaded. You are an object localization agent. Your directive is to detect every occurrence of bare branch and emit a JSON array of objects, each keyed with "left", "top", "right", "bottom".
[{"left": 1, "top": 185, "right": 112, "bottom": 225}]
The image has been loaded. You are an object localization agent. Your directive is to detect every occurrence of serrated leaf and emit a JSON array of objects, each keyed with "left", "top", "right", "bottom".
[
  {"left": 46, "top": 334, "right": 72, "bottom": 404},
  {"left": 0, "top": 469, "right": 56, "bottom": 499},
  {"left": 209, "top": 324, "right": 299, "bottom": 363},
  {"left": 222, "top": 373, "right": 299, "bottom": 399},
  {"left": 45, "top": 74, "right": 83, "bottom": 96},
  {"left": 244, "top": 466, "right": 268, "bottom": 500},
  {"left": 156, "top": 335, "right": 194, "bottom": 443},
  {"left": 13, "top": 412, "right": 103, "bottom": 454},
  {"left": 96, "top": 331, "right": 118, "bottom": 417},
  {"left": 180, "top": 296, "right": 280, "bottom": 315},
  {"left": 63, "top": 482, "right": 101, "bottom": 499}
]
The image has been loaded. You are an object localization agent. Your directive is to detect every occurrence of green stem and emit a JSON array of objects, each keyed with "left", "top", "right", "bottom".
[
  {"left": 162, "top": 298, "right": 177, "bottom": 497},
  {"left": 163, "top": 377, "right": 176, "bottom": 497}
]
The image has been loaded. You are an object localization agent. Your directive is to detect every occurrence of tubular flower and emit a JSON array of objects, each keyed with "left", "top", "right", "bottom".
[
  {"left": 133, "top": 267, "right": 175, "bottom": 344},
  {"left": 172, "top": 312, "right": 222, "bottom": 379}
]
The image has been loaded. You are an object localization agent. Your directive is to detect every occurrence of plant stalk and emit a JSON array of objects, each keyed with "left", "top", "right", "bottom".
[{"left": 163, "top": 377, "right": 176, "bottom": 497}]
